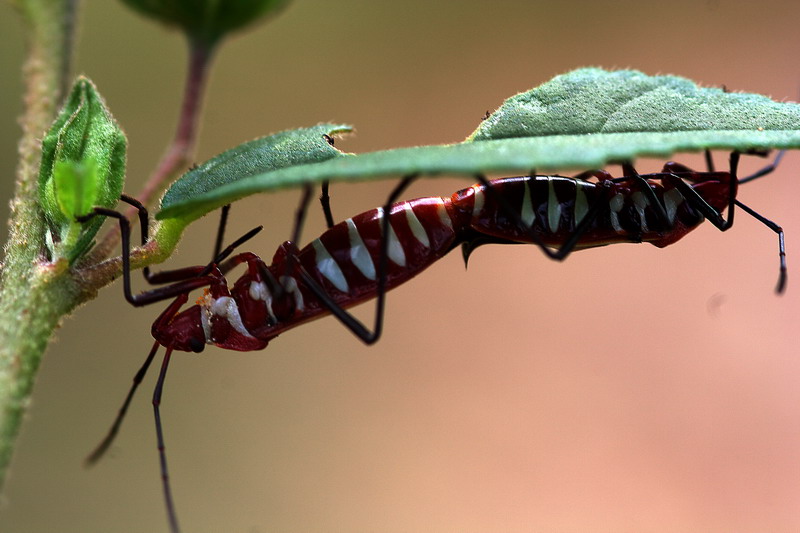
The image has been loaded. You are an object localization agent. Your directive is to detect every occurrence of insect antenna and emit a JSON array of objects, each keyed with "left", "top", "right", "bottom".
[
  {"left": 85, "top": 341, "right": 161, "bottom": 466},
  {"left": 198, "top": 224, "right": 263, "bottom": 277}
]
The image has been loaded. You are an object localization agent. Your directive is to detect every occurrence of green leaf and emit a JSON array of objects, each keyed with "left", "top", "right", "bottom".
[
  {"left": 470, "top": 67, "right": 800, "bottom": 140},
  {"left": 157, "top": 68, "right": 800, "bottom": 222},
  {"left": 159, "top": 123, "right": 352, "bottom": 216},
  {"left": 38, "top": 76, "right": 127, "bottom": 261},
  {"left": 120, "top": 0, "right": 290, "bottom": 46}
]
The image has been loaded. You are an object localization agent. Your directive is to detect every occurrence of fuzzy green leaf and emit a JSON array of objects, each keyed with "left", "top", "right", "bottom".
[
  {"left": 470, "top": 67, "right": 800, "bottom": 141},
  {"left": 157, "top": 68, "right": 800, "bottom": 222},
  {"left": 38, "top": 77, "right": 127, "bottom": 261},
  {"left": 159, "top": 123, "right": 352, "bottom": 216}
]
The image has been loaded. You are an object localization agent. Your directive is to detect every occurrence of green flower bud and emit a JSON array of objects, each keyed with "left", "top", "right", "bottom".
[
  {"left": 119, "top": 0, "right": 290, "bottom": 46},
  {"left": 38, "top": 77, "right": 126, "bottom": 262}
]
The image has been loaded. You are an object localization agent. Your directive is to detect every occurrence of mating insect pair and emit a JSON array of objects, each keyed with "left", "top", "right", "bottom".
[{"left": 81, "top": 149, "right": 786, "bottom": 533}]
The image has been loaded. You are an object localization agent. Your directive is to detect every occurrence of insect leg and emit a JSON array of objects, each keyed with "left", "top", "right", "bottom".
[
  {"left": 705, "top": 149, "right": 715, "bottom": 172},
  {"left": 735, "top": 199, "right": 787, "bottom": 293},
  {"left": 292, "top": 185, "right": 314, "bottom": 246},
  {"left": 113, "top": 195, "right": 232, "bottom": 285},
  {"left": 78, "top": 207, "right": 154, "bottom": 305},
  {"left": 117, "top": 194, "right": 149, "bottom": 249},
  {"left": 320, "top": 132, "right": 336, "bottom": 227},
  {"left": 294, "top": 175, "right": 418, "bottom": 344},
  {"left": 109, "top": 195, "right": 157, "bottom": 283},
  {"left": 211, "top": 204, "right": 231, "bottom": 260},
  {"left": 149, "top": 225, "right": 264, "bottom": 284},
  {"left": 663, "top": 153, "right": 786, "bottom": 292},
  {"left": 198, "top": 225, "right": 263, "bottom": 276},
  {"left": 147, "top": 204, "right": 238, "bottom": 284},
  {"left": 622, "top": 162, "right": 670, "bottom": 232},
  {"left": 320, "top": 181, "right": 335, "bottom": 229},
  {"left": 660, "top": 152, "right": 739, "bottom": 232},
  {"left": 739, "top": 150, "right": 785, "bottom": 184},
  {"left": 128, "top": 232, "right": 262, "bottom": 306},
  {"left": 152, "top": 346, "right": 180, "bottom": 533},
  {"left": 80, "top": 204, "right": 261, "bottom": 305},
  {"left": 277, "top": 184, "right": 316, "bottom": 295}
]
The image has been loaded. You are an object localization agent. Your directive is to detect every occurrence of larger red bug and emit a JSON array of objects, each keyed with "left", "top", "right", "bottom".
[{"left": 81, "top": 149, "right": 786, "bottom": 533}]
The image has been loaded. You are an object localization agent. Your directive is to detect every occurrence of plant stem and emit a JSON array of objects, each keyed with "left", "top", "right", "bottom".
[
  {"left": 75, "top": 216, "right": 190, "bottom": 292},
  {"left": 90, "top": 38, "right": 216, "bottom": 262},
  {"left": 0, "top": 0, "right": 78, "bottom": 489},
  {"left": 0, "top": 0, "right": 221, "bottom": 492}
]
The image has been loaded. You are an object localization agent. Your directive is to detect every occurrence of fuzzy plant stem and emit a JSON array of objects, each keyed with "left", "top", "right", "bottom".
[
  {"left": 0, "top": 0, "right": 78, "bottom": 490},
  {"left": 0, "top": 8, "right": 216, "bottom": 490},
  {"left": 90, "top": 38, "right": 216, "bottom": 262}
]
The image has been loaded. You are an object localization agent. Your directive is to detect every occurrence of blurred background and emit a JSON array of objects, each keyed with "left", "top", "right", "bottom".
[{"left": 2, "top": 1, "right": 800, "bottom": 532}]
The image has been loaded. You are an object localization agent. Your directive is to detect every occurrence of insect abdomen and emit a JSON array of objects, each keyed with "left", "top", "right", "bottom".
[
  {"left": 297, "top": 196, "right": 462, "bottom": 306},
  {"left": 456, "top": 176, "right": 708, "bottom": 249}
]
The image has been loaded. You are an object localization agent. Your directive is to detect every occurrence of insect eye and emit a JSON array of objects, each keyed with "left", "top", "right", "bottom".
[{"left": 189, "top": 338, "right": 205, "bottom": 353}]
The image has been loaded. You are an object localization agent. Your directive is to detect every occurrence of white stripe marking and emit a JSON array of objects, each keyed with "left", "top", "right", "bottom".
[
  {"left": 521, "top": 180, "right": 535, "bottom": 227},
  {"left": 280, "top": 276, "right": 305, "bottom": 313},
  {"left": 210, "top": 296, "right": 255, "bottom": 338},
  {"left": 377, "top": 207, "right": 407, "bottom": 267},
  {"left": 632, "top": 191, "right": 649, "bottom": 233},
  {"left": 198, "top": 291, "right": 213, "bottom": 343},
  {"left": 609, "top": 193, "right": 624, "bottom": 233},
  {"left": 312, "top": 239, "right": 349, "bottom": 293},
  {"left": 200, "top": 306, "right": 212, "bottom": 343},
  {"left": 248, "top": 281, "right": 277, "bottom": 323},
  {"left": 346, "top": 218, "right": 376, "bottom": 281},
  {"left": 663, "top": 188, "right": 684, "bottom": 225},
  {"left": 435, "top": 198, "right": 453, "bottom": 230},
  {"left": 472, "top": 185, "right": 484, "bottom": 219},
  {"left": 249, "top": 280, "right": 267, "bottom": 301},
  {"left": 547, "top": 177, "right": 562, "bottom": 232},
  {"left": 404, "top": 204, "right": 430, "bottom": 248}
]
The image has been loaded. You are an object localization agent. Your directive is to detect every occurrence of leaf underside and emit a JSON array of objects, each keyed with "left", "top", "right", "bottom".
[{"left": 158, "top": 68, "right": 800, "bottom": 221}]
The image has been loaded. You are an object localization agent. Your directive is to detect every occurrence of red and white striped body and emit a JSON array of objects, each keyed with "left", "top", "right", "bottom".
[
  {"left": 153, "top": 170, "right": 731, "bottom": 353},
  {"left": 153, "top": 194, "right": 473, "bottom": 352}
]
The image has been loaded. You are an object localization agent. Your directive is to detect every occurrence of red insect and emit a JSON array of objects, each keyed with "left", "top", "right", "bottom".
[{"left": 82, "top": 149, "right": 785, "bottom": 533}]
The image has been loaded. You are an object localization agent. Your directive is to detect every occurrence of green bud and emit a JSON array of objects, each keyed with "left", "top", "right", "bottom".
[
  {"left": 39, "top": 77, "right": 127, "bottom": 262},
  {"left": 53, "top": 158, "right": 100, "bottom": 219},
  {"left": 119, "top": 0, "right": 290, "bottom": 47}
]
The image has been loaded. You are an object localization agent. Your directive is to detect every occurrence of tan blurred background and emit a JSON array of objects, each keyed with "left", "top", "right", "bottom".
[{"left": 2, "top": 1, "right": 800, "bottom": 532}]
